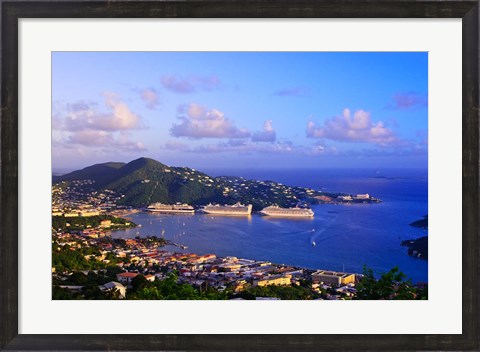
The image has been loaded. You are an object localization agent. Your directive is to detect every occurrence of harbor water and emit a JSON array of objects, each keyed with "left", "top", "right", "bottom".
[{"left": 111, "top": 168, "right": 428, "bottom": 283}]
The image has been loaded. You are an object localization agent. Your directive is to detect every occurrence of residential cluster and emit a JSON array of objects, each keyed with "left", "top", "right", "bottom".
[
  {"left": 216, "top": 176, "right": 320, "bottom": 208},
  {"left": 52, "top": 180, "right": 128, "bottom": 217},
  {"left": 53, "top": 228, "right": 359, "bottom": 300}
]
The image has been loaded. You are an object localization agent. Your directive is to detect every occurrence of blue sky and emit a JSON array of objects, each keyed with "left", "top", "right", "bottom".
[{"left": 52, "top": 52, "right": 428, "bottom": 171}]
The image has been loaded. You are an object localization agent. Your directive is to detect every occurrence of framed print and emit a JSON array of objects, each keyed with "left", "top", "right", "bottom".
[{"left": 1, "top": 1, "right": 479, "bottom": 351}]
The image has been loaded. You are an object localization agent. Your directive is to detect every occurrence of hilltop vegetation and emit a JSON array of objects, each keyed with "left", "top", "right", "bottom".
[{"left": 52, "top": 215, "right": 136, "bottom": 232}]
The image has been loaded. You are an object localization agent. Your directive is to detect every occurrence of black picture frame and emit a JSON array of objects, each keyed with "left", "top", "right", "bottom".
[{"left": 1, "top": 1, "right": 478, "bottom": 351}]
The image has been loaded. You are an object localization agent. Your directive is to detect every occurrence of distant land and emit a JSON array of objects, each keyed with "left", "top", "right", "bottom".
[
  {"left": 53, "top": 157, "right": 379, "bottom": 210},
  {"left": 401, "top": 216, "right": 428, "bottom": 260},
  {"left": 410, "top": 215, "right": 428, "bottom": 228}
]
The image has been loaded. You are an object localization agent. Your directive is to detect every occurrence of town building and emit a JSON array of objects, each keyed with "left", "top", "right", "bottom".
[
  {"left": 99, "top": 281, "right": 126, "bottom": 299},
  {"left": 255, "top": 275, "right": 291, "bottom": 287},
  {"left": 116, "top": 272, "right": 139, "bottom": 284}
]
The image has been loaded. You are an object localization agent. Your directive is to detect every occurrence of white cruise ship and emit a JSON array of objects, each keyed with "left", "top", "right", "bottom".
[
  {"left": 259, "top": 205, "right": 314, "bottom": 218},
  {"left": 201, "top": 202, "right": 252, "bottom": 216},
  {"left": 145, "top": 202, "right": 194, "bottom": 213}
]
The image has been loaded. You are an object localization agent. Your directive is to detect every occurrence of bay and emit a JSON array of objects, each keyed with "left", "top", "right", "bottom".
[{"left": 112, "top": 168, "right": 428, "bottom": 283}]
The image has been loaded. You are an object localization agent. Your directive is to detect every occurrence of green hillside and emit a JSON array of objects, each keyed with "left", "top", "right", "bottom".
[
  {"left": 56, "top": 157, "right": 224, "bottom": 207},
  {"left": 56, "top": 162, "right": 126, "bottom": 187}
]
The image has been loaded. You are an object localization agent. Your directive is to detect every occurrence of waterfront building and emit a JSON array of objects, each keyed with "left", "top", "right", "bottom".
[
  {"left": 100, "top": 220, "right": 112, "bottom": 228},
  {"left": 311, "top": 270, "right": 356, "bottom": 286},
  {"left": 79, "top": 210, "right": 101, "bottom": 217}
]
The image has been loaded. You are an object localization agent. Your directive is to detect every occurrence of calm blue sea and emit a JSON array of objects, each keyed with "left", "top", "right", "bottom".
[{"left": 112, "top": 168, "right": 428, "bottom": 283}]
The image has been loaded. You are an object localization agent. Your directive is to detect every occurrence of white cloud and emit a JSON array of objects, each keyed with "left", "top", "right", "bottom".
[
  {"left": 170, "top": 103, "right": 251, "bottom": 139},
  {"left": 252, "top": 120, "right": 276, "bottom": 142},
  {"left": 52, "top": 92, "right": 146, "bottom": 153},
  {"left": 59, "top": 92, "right": 143, "bottom": 132},
  {"left": 307, "top": 108, "right": 399, "bottom": 146}
]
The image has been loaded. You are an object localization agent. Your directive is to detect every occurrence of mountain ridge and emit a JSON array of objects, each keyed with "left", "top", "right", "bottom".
[{"left": 55, "top": 157, "right": 224, "bottom": 207}]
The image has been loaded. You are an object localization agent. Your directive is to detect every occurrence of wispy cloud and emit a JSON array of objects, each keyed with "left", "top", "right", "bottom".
[
  {"left": 387, "top": 92, "right": 427, "bottom": 110},
  {"left": 170, "top": 103, "right": 251, "bottom": 139},
  {"left": 274, "top": 86, "right": 310, "bottom": 97},
  {"left": 140, "top": 88, "right": 160, "bottom": 109},
  {"left": 67, "top": 130, "right": 146, "bottom": 152},
  {"left": 251, "top": 120, "right": 276, "bottom": 142},
  {"left": 306, "top": 108, "right": 399, "bottom": 146},
  {"left": 161, "top": 74, "right": 220, "bottom": 94},
  {"left": 163, "top": 140, "right": 190, "bottom": 151},
  {"left": 164, "top": 138, "right": 342, "bottom": 158},
  {"left": 191, "top": 140, "right": 295, "bottom": 154}
]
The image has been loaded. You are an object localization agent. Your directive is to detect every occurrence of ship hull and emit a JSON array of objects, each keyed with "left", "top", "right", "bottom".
[
  {"left": 259, "top": 211, "right": 313, "bottom": 218},
  {"left": 145, "top": 209, "right": 194, "bottom": 213},
  {"left": 201, "top": 210, "right": 251, "bottom": 216}
]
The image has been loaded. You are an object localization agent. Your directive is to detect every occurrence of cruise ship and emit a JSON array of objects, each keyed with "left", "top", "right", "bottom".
[
  {"left": 259, "top": 205, "right": 314, "bottom": 218},
  {"left": 145, "top": 202, "right": 195, "bottom": 213},
  {"left": 201, "top": 202, "right": 253, "bottom": 216}
]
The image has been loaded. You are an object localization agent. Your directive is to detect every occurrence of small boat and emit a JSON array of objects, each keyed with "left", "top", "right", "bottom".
[{"left": 312, "top": 241, "right": 316, "bottom": 246}]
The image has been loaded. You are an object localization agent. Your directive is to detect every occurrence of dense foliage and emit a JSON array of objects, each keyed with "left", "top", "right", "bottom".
[
  {"left": 52, "top": 284, "right": 121, "bottom": 300},
  {"left": 233, "top": 282, "right": 320, "bottom": 300},
  {"left": 52, "top": 240, "right": 124, "bottom": 272},
  {"left": 128, "top": 273, "right": 229, "bottom": 300},
  {"left": 355, "top": 266, "right": 427, "bottom": 300}
]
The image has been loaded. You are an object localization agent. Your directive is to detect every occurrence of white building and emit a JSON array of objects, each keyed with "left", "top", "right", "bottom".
[{"left": 100, "top": 281, "right": 126, "bottom": 299}]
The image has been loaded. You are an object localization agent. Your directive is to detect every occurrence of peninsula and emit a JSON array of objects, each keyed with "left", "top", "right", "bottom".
[{"left": 52, "top": 157, "right": 381, "bottom": 212}]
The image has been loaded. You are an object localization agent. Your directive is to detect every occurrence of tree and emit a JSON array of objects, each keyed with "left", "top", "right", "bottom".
[
  {"left": 70, "top": 272, "right": 88, "bottom": 285},
  {"left": 52, "top": 286, "right": 75, "bottom": 300},
  {"left": 136, "top": 286, "right": 163, "bottom": 300},
  {"left": 130, "top": 274, "right": 147, "bottom": 293},
  {"left": 355, "top": 266, "right": 419, "bottom": 300}
]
